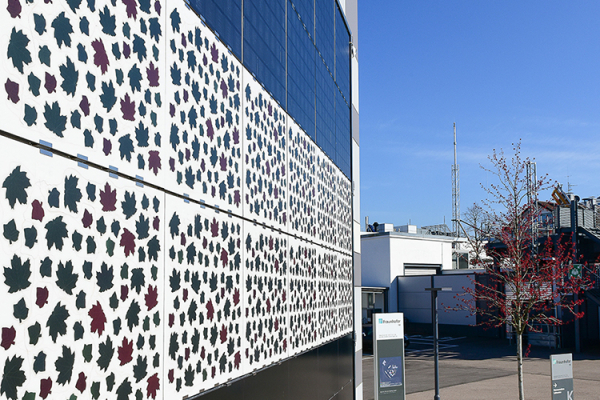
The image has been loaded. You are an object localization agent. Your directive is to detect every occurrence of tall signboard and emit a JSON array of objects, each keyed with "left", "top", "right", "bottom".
[
  {"left": 374, "top": 313, "right": 406, "bottom": 400},
  {"left": 551, "top": 353, "right": 574, "bottom": 400}
]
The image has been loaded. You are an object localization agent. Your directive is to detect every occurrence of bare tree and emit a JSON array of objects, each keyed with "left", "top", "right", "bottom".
[
  {"left": 452, "top": 141, "right": 588, "bottom": 400},
  {"left": 460, "top": 203, "right": 491, "bottom": 266}
]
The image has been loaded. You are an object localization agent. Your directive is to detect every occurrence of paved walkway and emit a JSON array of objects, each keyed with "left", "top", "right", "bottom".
[{"left": 363, "top": 336, "right": 600, "bottom": 400}]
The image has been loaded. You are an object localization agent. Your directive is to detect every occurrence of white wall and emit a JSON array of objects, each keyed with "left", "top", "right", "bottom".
[
  {"left": 362, "top": 234, "right": 456, "bottom": 312},
  {"left": 360, "top": 235, "right": 391, "bottom": 288},
  {"left": 397, "top": 274, "right": 476, "bottom": 325}
]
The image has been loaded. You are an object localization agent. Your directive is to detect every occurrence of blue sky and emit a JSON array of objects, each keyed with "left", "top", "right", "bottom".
[{"left": 358, "top": 1, "right": 600, "bottom": 229}]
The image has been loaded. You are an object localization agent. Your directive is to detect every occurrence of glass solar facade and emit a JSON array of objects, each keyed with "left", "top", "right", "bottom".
[{"left": 190, "top": 0, "right": 352, "bottom": 177}]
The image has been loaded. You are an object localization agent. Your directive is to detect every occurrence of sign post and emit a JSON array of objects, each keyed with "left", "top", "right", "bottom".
[
  {"left": 551, "top": 353, "right": 574, "bottom": 400},
  {"left": 426, "top": 286, "right": 451, "bottom": 400},
  {"left": 373, "top": 313, "right": 405, "bottom": 400}
]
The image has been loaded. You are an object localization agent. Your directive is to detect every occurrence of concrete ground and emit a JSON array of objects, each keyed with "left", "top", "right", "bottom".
[{"left": 363, "top": 336, "right": 600, "bottom": 400}]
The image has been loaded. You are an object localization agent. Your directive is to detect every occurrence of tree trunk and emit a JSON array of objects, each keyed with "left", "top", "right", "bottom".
[{"left": 517, "top": 333, "right": 525, "bottom": 400}]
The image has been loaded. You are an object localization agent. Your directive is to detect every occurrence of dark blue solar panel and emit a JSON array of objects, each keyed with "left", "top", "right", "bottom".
[
  {"left": 315, "top": 0, "right": 334, "bottom": 72},
  {"left": 243, "top": 0, "right": 286, "bottom": 106},
  {"left": 191, "top": 0, "right": 350, "bottom": 177},
  {"left": 316, "top": 56, "right": 335, "bottom": 160},
  {"left": 188, "top": 0, "right": 242, "bottom": 60},
  {"left": 335, "top": 5, "right": 350, "bottom": 104},
  {"left": 288, "top": 7, "right": 316, "bottom": 140},
  {"left": 291, "top": 0, "right": 314, "bottom": 40},
  {"left": 335, "top": 88, "right": 351, "bottom": 178}
]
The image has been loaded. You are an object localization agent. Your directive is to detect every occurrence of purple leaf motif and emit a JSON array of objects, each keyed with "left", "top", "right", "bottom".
[
  {"left": 45, "top": 73, "right": 57, "bottom": 93},
  {"left": 92, "top": 39, "right": 109, "bottom": 74},
  {"left": 36, "top": 287, "right": 49, "bottom": 307},
  {"left": 154, "top": 0, "right": 161, "bottom": 15},
  {"left": 206, "top": 119, "right": 214, "bottom": 141},
  {"left": 123, "top": 42, "right": 131, "bottom": 59},
  {"left": 210, "top": 43, "right": 218, "bottom": 63},
  {"left": 103, "top": 138, "right": 112, "bottom": 155},
  {"left": 148, "top": 151, "right": 161, "bottom": 175},
  {"left": 120, "top": 228, "right": 135, "bottom": 256},
  {"left": 211, "top": 218, "right": 218, "bottom": 237},
  {"left": 1, "top": 327, "right": 16, "bottom": 350},
  {"left": 220, "top": 79, "right": 227, "bottom": 98},
  {"left": 99, "top": 182, "right": 117, "bottom": 211},
  {"left": 219, "top": 153, "right": 227, "bottom": 171},
  {"left": 5, "top": 78, "right": 19, "bottom": 103},
  {"left": 120, "top": 93, "right": 136, "bottom": 121},
  {"left": 7, "top": 0, "right": 21, "bottom": 18},
  {"left": 168, "top": 157, "right": 175, "bottom": 172},
  {"left": 122, "top": 0, "right": 137, "bottom": 19},
  {"left": 147, "top": 62, "right": 159, "bottom": 87},
  {"left": 32, "top": 200, "right": 45, "bottom": 221},
  {"left": 234, "top": 190, "right": 240, "bottom": 207},
  {"left": 79, "top": 96, "right": 90, "bottom": 116},
  {"left": 233, "top": 127, "right": 239, "bottom": 144},
  {"left": 82, "top": 209, "right": 93, "bottom": 228}
]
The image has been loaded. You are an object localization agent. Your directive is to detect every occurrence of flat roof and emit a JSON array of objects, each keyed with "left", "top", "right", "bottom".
[{"left": 361, "top": 231, "right": 468, "bottom": 242}]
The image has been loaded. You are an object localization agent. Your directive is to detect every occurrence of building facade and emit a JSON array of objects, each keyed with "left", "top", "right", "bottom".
[
  {"left": 361, "top": 226, "right": 466, "bottom": 316},
  {"left": 0, "top": 0, "right": 360, "bottom": 399}
]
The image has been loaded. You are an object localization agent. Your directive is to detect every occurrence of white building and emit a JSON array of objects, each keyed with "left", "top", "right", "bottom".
[{"left": 361, "top": 224, "right": 477, "bottom": 329}]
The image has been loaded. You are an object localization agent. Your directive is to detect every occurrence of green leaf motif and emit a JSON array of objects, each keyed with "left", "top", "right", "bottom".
[
  {"left": 3, "top": 255, "right": 31, "bottom": 293},
  {"left": 43, "top": 101, "right": 67, "bottom": 137},
  {"left": 55, "top": 345, "right": 75, "bottom": 385},
  {"left": 13, "top": 298, "right": 29, "bottom": 322},
  {"left": 7, "top": 28, "right": 31, "bottom": 73},
  {"left": 45, "top": 216, "right": 68, "bottom": 250},
  {"left": 2, "top": 166, "right": 31, "bottom": 209},
  {"left": 28, "top": 322, "right": 41, "bottom": 345},
  {"left": 126, "top": 300, "right": 140, "bottom": 331},
  {"left": 91, "top": 382, "right": 100, "bottom": 399},
  {"left": 3, "top": 219, "right": 19, "bottom": 244},
  {"left": 22, "top": 391, "right": 36, "bottom": 400},
  {"left": 0, "top": 356, "right": 26, "bottom": 400},
  {"left": 56, "top": 261, "right": 78, "bottom": 295},
  {"left": 64, "top": 175, "right": 82, "bottom": 213},
  {"left": 83, "top": 344, "right": 93, "bottom": 363},
  {"left": 116, "top": 378, "right": 132, "bottom": 400},
  {"left": 132, "top": 356, "right": 147, "bottom": 382},
  {"left": 47, "top": 302, "right": 69, "bottom": 342},
  {"left": 97, "top": 337, "right": 114, "bottom": 371}
]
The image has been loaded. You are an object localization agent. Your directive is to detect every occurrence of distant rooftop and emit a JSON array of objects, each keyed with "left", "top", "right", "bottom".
[{"left": 363, "top": 222, "right": 465, "bottom": 241}]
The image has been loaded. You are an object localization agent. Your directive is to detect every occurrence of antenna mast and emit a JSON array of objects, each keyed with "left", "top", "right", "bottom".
[
  {"left": 526, "top": 161, "right": 538, "bottom": 253},
  {"left": 452, "top": 123, "right": 460, "bottom": 237}
]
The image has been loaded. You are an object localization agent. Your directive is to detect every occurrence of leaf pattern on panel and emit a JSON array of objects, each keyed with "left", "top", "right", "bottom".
[
  {"left": 2, "top": 0, "right": 164, "bottom": 181},
  {"left": 166, "top": 8, "right": 242, "bottom": 211},
  {"left": 243, "top": 223, "right": 288, "bottom": 370},
  {"left": 243, "top": 73, "right": 287, "bottom": 228},
  {"left": 316, "top": 155, "right": 338, "bottom": 248},
  {"left": 164, "top": 200, "right": 242, "bottom": 396},
  {"left": 0, "top": 145, "right": 163, "bottom": 399},
  {"left": 288, "top": 239, "right": 318, "bottom": 354},
  {"left": 287, "top": 121, "right": 316, "bottom": 240}
]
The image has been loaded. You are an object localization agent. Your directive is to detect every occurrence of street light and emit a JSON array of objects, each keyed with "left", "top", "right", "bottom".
[{"left": 425, "top": 287, "right": 452, "bottom": 400}]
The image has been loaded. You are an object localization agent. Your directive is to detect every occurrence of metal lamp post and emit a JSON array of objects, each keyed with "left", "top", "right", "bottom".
[{"left": 425, "top": 287, "right": 452, "bottom": 400}]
